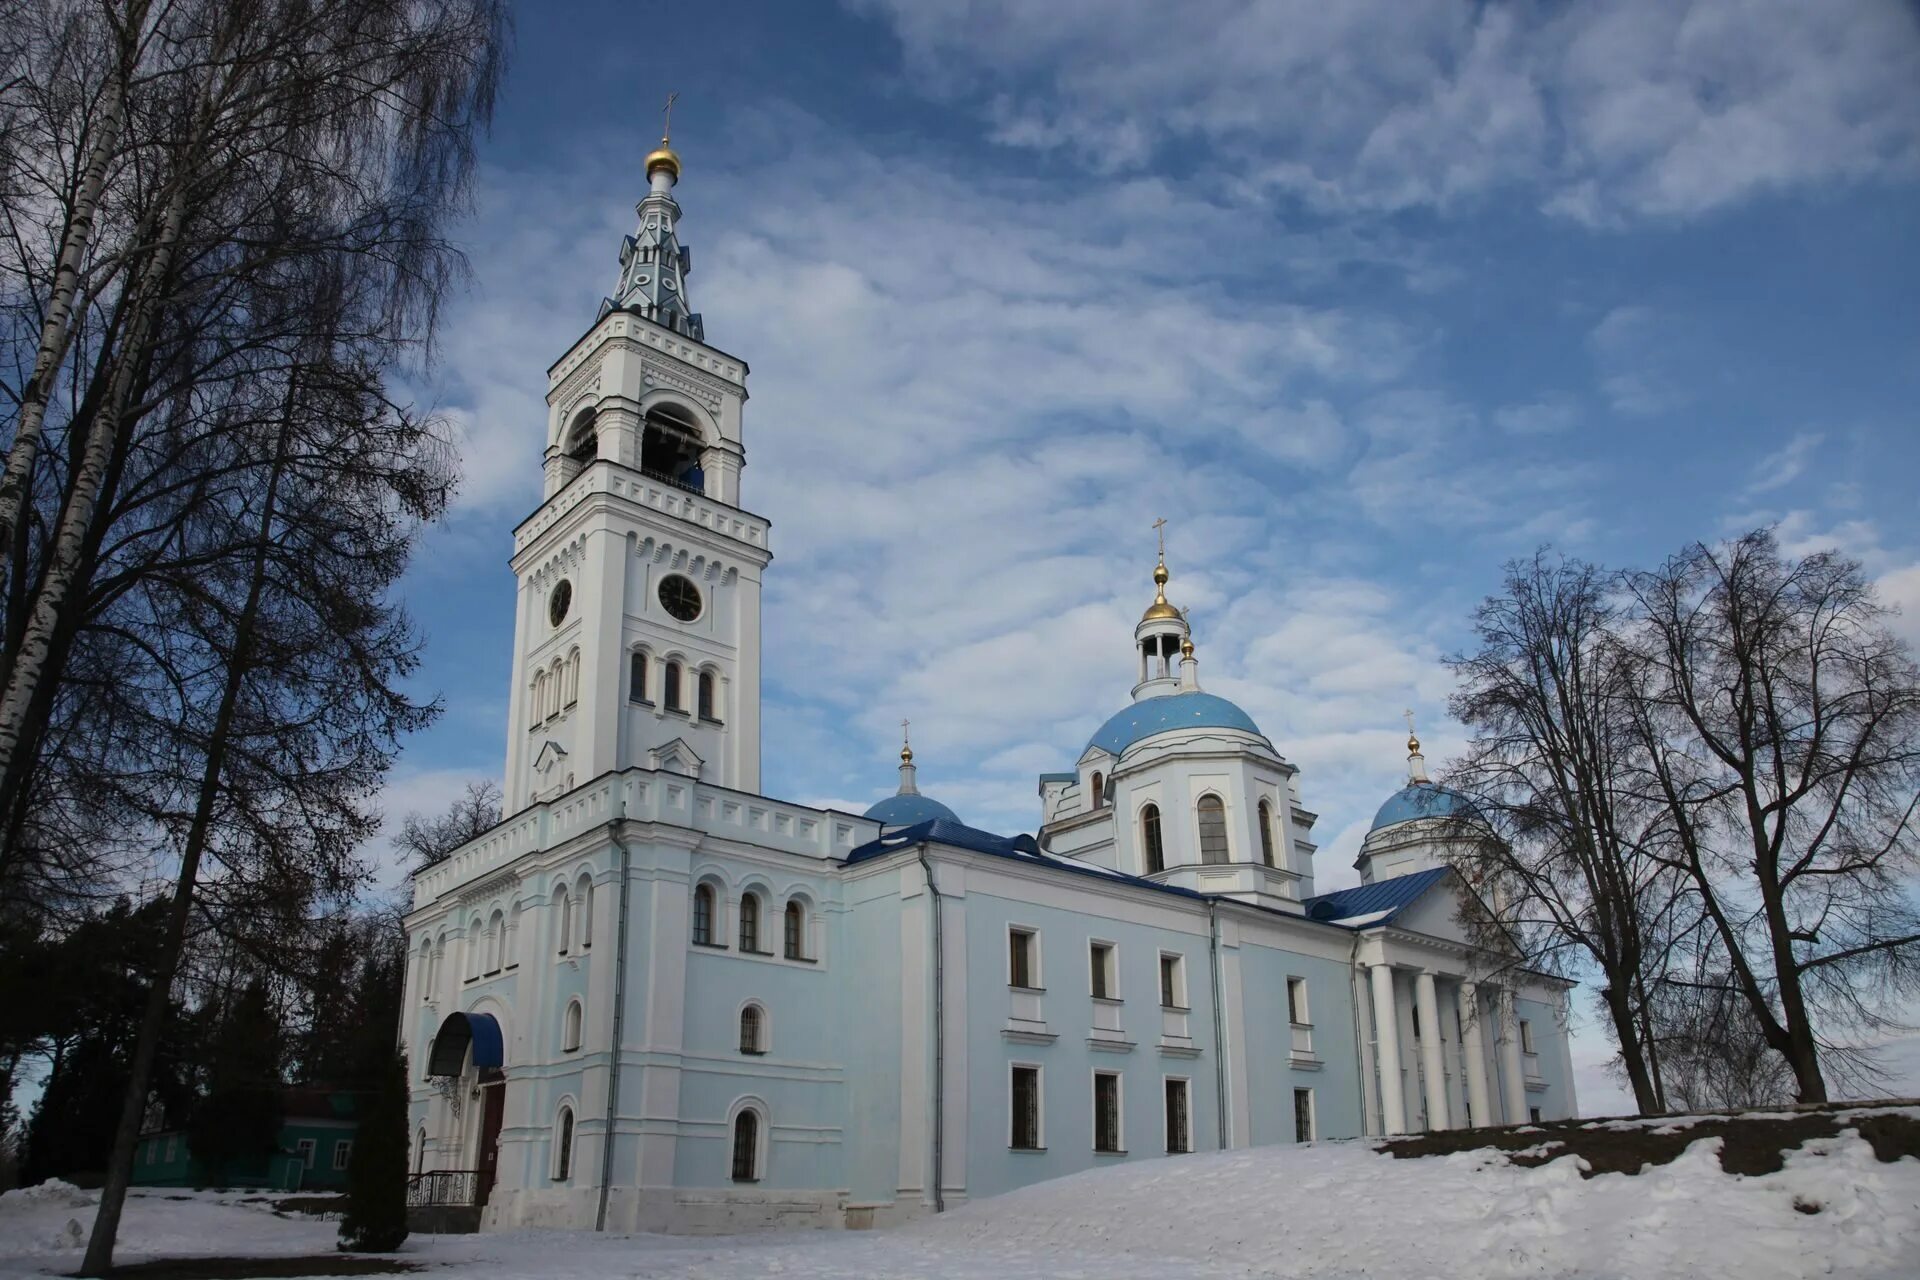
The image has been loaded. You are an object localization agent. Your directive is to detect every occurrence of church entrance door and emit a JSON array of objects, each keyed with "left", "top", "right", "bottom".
[{"left": 475, "top": 1080, "right": 505, "bottom": 1207}]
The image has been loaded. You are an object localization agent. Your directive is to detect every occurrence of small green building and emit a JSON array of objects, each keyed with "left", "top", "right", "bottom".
[{"left": 132, "top": 1087, "right": 361, "bottom": 1191}]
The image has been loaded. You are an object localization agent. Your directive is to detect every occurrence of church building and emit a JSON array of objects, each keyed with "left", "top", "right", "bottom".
[{"left": 400, "top": 134, "right": 1577, "bottom": 1234}]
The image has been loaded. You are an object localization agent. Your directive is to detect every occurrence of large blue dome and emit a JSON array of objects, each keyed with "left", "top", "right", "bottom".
[
  {"left": 1087, "top": 691, "right": 1265, "bottom": 757},
  {"left": 1370, "top": 782, "right": 1471, "bottom": 832},
  {"left": 865, "top": 792, "right": 959, "bottom": 827}
]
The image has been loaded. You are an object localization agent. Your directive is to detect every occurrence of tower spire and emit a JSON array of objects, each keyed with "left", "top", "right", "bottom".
[
  {"left": 603, "top": 93, "right": 704, "bottom": 340},
  {"left": 896, "top": 719, "right": 919, "bottom": 795},
  {"left": 1403, "top": 708, "right": 1429, "bottom": 783}
]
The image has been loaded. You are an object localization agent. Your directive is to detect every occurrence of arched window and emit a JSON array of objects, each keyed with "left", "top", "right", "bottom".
[
  {"left": 1090, "top": 771, "right": 1105, "bottom": 810},
  {"left": 697, "top": 671, "right": 716, "bottom": 721},
  {"left": 641, "top": 403, "right": 706, "bottom": 488},
  {"left": 692, "top": 883, "right": 716, "bottom": 946},
  {"left": 1141, "top": 804, "right": 1165, "bottom": 874},
  {"left": 556, "top": 889, "right": 573, "bottom": 955},
  {"left": 566, "top": 409, "right": 596, "bottom": 465},
  {"left": 739, "top": 1005, "right": 765, "bottom": 1055},
  {"left": 563, "top": 999, "right": 583, "bottom": 1052},
  {"left": 730, "top": 1110, "right": 759, "bottom": 1182},
  {"left": 739, "top": 892, "right": 762, "bottom": 953},
  {"left": 487, "top": 909, "right": 506, "bottom": 973},
  {"left": 664, "top": 661, "right": 684, "bottom": 712},
  {"left": 630, "top": 651, "right": 650, "bottom": 704},
  {"left": 563, "top": 649, "right": 580, "bottom": 708},
  {"left": 414, "top": 1126, "right": 427, "bottom": 1175},
  {"left": 1197, "top": 794, "right": 1230, "bottom": 864},
  {"left": 507, "top": 903, "right": 522, "bottom": 969},
  {"left": 553, "top": 1107, "right": 575, "bottom": 1180},
  {"left": 1258, "top": 799, "right": 1277, "bottom": 868},
  {"left": 577, "top": 875, "right": 594, "bottom": 949},
  {"left": 783, "top": 900, "right": 805, "bottom": 960}
]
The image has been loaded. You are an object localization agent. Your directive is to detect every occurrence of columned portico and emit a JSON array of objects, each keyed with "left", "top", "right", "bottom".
[
  {"left": 1412, "top": 971, "right": 1451, "bottom": 1130},
  {"left": 1456, "top": 980, "right": 1492, "bottom": 1129},
  {"left": 1367, "top": 962, "right": 1407, "bottom": 1135}
]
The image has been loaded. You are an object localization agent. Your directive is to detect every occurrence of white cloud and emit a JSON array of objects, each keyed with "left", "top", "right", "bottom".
[
  {"left": 1744, "top": 429, "right": 1826, "bottom": 496},
  {"left": 849, "top": 0, "right": 1920, "bottom": 224}
]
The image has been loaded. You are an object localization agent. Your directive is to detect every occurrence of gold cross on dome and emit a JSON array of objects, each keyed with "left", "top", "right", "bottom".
[
  {"left": 1152, "top": 516, "right": 1167, "bottom": 558},
  {"left": 901, "top": 718, "right": 910, "bottom": 744},
  {"left": 1403, "top": 708, "right": 1416, "bottom": 735},
  {"left": 661, "top": 91, "right": 679, "bottom": 143}
]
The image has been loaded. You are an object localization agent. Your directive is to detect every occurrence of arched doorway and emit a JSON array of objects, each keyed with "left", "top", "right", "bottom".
[{"left": 427, "top": 1011, "right": 508, "bottom": 1207}]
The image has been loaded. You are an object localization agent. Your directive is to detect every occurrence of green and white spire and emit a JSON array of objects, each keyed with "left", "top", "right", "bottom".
[{"left": 601, "top": 95, "right": 704, "bottom": 340}]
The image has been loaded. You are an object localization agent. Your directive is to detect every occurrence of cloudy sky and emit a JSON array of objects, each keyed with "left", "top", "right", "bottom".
[{"left": 383, "top": 0, "right": 1920, "bottom": 1109}]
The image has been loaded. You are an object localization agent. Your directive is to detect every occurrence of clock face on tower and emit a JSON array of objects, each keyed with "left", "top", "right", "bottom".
[
  {"left": 548, "top": 580, "right": 572, "bottom": 627},
  {"left": 658, "top": 574, "right": 702, "bottom": 622}
]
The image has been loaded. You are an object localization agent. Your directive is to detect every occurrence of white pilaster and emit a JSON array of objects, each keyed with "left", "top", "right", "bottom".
[
  {"left": 1457, "top": 980, "right": 1493, "bottom": 1129},
  {"left": 1368, "top": 963, "right": 1407, "bottom": 1135},
  {"left": 1498, "top": 986, "right": 1529, "bottom": 1124},
  {"left": 1413, "top": 971, "right": 1451, "bottom": 1131}
]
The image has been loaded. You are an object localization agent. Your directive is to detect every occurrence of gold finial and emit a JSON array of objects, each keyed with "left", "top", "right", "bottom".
[
  {"left": 1181, "top": 636, "right": 1195, "bottom": 659},
  {"left": 645, "top": 91, "right": 683, "bottom": 181},
  {"left": 1403, "top": 707, "right": 1420, "bottom": 754},
  {"left": 900, "top": 718, "right": 913, "bottom": 765},
  {"left": 1142, "top": 517, "right": 1182, "bottom": 621}
]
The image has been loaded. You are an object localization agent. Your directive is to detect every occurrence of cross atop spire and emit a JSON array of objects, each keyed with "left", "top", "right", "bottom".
[
  {"left": 661, "top": 90, "right": 678, "bottom": 144},
  {"left": 900, "top": 718, "right": 913, "bottom": 764},
  {"left": 1153, "top": 515, "right": 1168, "bottom": 561},
  {"left": 1403, "top": 709, "right": 1429, "bottom": 783},
  {"left": 895, "top": 720, "right": 920, "bottom": 795},
  {"left": 606, "top": 101, "right": 704, "bottom": 340}
]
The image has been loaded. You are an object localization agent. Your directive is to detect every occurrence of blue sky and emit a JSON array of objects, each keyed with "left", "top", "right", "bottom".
[{"left": 382, "top": 0, "right": 1920, "bottom": 1109}]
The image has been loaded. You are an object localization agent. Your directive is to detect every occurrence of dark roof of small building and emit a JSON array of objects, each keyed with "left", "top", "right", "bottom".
[
  {"left": 845, "top": 818, "right": 1210, "bottom": 900},
  {"left": 1303, "top": 866, "right": 1450, "bottom": 927}
]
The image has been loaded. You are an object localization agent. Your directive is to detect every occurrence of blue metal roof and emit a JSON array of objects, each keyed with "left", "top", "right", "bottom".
[
  {"left": 1087, "top": 691, "right": 1265, "bottom": 756},
  {"left": 1304, "top": 866, "right": 1450, "bottom": 927},
  {"left": 844, "top": 819, "right": 1209, "bottom": 901},
  {"left": 864, "top": 792, "right": 959, "bottom": 827},
  {"left": 1370, "top": 782, "right": 1472, "bottom": 832}
]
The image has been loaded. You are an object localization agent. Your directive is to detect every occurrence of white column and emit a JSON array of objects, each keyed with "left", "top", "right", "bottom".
[
  {"left": 1368, "top": 963, "right": 1407, "bottom": 1135},
  {"left": 1413, "top": 971, "right": 1451, "bottom": 1131},
  {"left": 1457, "top": 980, "right": 1493, "bottom": 1129},
  {"left": 1498, "top": 986, "right": 1529, "bottom": 1124}
]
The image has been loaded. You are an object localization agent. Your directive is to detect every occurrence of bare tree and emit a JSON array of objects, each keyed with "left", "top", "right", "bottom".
[
  {"left": 1623, "top": 530, "right": 1920, "bottom": 1104},
  {"left": 1446, "top": 552, "right": 1689, "bottom": 1114},
  {"left": 395, "top": 778, "right": 502, "bottom": 871}
]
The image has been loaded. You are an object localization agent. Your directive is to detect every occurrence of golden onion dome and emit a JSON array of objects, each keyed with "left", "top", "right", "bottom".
[{"left": 645, "top": 144, "right": 681, "bottom": 181}]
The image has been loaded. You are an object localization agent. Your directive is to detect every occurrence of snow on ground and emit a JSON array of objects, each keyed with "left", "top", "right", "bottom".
[{"left": 4, "top": 1115, "right": 1918, "bottom": 1280}]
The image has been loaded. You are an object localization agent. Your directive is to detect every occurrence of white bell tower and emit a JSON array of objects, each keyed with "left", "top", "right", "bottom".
[{"left": 503, "top": 127, "right": 768, "bottom": 808}]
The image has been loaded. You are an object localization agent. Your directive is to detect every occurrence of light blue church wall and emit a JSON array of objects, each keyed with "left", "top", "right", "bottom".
[
  {"left": 839, "top": 867, "right": 909, "bottom": 1206},
  {"left": 1513, "top": 993, "right": 1576, "bottom": 1121},
  {"left": 1232, "top": 940, "right": 1365, "bottom": 1144}
]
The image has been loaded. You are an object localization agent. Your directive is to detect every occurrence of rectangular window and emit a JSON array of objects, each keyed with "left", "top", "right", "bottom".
[
  {"left": 1286, "top": 977, "right": 1309, "bottom": 1025},
  {"left": 1164, "top": 1078, "right": 1191, "bottom": 1154},
  {"left": 297, "top": 1138, "right": 316, "bottom": 1169},
  {"left": 1519, "top": 1019, "right": 1536, "bottom": 1054},
  {"left": 165, "top": 1135, "right": 178, "bottom": 1162},
  {"left": 332, "top": 1139, "right": 354, "bottom": 1171},
  {"left": 1009, "top": 927, "right": 1038, "bottom": 989},
  {"left": 1094, "top": 1072, "right": 1122, "bottom": 1153},
  {"left": 1010, "top": 1065, "right": 1042, "bottom": 1150},
  {"left": 1159, "top": 953, "right": 1185, "bottom": 1009},
  {"left": 1293, "top": 1089, "right": 1315, "bottom": 1143},
  {"left": 629, "top": 651, "right": 650, "bottom": 703},
  {"left": 1529, "top": 1107, "right": 1543, "bottom": 1125},
  {"left": 1089, "top": 941, "right": 1115, "bottom": 1000}
]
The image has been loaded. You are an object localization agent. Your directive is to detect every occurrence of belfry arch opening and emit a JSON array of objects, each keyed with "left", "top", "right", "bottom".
[
  {"left": 641, "top": 403, "right": 705, "bottom": 490},
  {"left": 565, "top": 408, "right": 598, "bottom": 466}
]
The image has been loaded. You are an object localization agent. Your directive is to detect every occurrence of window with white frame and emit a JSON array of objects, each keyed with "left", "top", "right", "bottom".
[
  {"left": 1196, "top": 794, "right": 1230, "bottom": 864},
  {"left": 1293, "top": 1088, "right": 1315, "bottom": 1143},
  {"left": 332, "top": 1139, "right": 353, "bottom": 1171},
  {"left": 1094, "top": 1071, "right": 1123, "bottom": 1153},
  {"left": 1089, "top": 941, "right": 1117, "bottom": 1000},
  {"left": 692, "top": 882, "right": 718, "bottom": 946},
  {"left": 1519, "top": 1018, "right": 1536, "bottom": 1055},
  {"left": 1287, "top": 976, "right": 1309, "bottom": 1026},
  {"left": 1010, "top": 1064, "right": 1043, "bottom": 1150},
  {"left": 1140, "top": 803, "right": 1165, "bottom": 874},
  {"left": 739, "top": 1003, "right": 766, "bottom": 1055},
  {"left": 555, "top": 889, "right": 572, "bottom": 955},
  {"left": 297, "top": 1138, "right": 316, "bottom": 1169},
  {"left": 783, "top": 899, "right": 806, "bottom": 960},
  {"left": 562, "top": 999, "right": 583, "bottom": 1052},
  {"left": 1164, "top": 1077, "right": 1191, "bottom": 1153},
  {"left": 629, "top": 650, "right": 650, "bottom": 704},
  {"left": 415, "top": 1126, "right": 426, "bottom": 1175},
  {"left": 739, "top": 891, "right": 764, "bottom": 953},
  {"left": 578, "top": 876, "right": 594, "bottom": 949},
  {"left": 730, "top": 1109, "right": 761, "bottom": 1182},
  {"left": 1159, "top": 953, "right": 1186, "bottom": 1009},
  {"left": 1257, "top": 798, "right": 1277, "bottom": 867},
  {"left": 553, "top": 1106, "right": 574, "bottom": 1180},
  {"left": 1529, "top": 1106, "right": 1543, "bottom": 1125},
  {"left": 1009, "top": 927, "right": 1039, "bottom": 989}
]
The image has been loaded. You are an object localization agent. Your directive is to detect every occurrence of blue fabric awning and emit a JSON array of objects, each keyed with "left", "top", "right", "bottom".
[{"left": 426, "top": 1011, "right": 504, "bottom": 1077}]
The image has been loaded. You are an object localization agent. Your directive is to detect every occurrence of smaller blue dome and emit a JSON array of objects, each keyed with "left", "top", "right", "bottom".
[
  {"left": 1370, "top": 782, "right": 1470, "bottom": 832},
  {"left": 1087, "top": 691, "right": 1265, "bottom": 757},
  {"left": 865, "top": 792, "right": 959, "bottom": 827}
]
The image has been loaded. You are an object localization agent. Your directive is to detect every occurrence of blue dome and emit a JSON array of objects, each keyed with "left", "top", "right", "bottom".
[
  {"left": 1087, "top": 691, "right": 1265, "bottom": 757},
  {"left": 865, "top": 792, "right": 959, "bottom": 827},
  {"left": 1370, "top": 782, "right": 1470, "bottom": 832}
]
